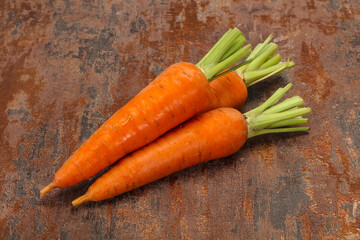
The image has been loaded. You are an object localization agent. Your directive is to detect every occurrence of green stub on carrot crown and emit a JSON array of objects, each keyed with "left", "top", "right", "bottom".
[
  {"left": 244, "top": 83, "right": 312, "bottom": 138},
  {"left": 196, "top": 28, "right": 252, "bottom": 80}
]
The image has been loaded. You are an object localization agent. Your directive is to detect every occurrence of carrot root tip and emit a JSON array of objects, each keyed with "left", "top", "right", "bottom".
[
  {"left": 40, "top": 182, "right": 56, "bottom": 195},
  {"left": 72, "top": 194, "right": 90, "bottom": 206}
]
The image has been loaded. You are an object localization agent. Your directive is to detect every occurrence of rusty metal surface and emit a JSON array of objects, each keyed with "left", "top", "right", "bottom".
[{"left": 1, "top": 0, "right": 359, "bottom": 239}]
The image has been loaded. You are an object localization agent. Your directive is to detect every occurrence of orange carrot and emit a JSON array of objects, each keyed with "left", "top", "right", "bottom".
[
  {"left": 41, "top": 28, "right": 252, "bottom": 195},
  {"left": 72, "top": 83, "right": 311, "bottom": 205}
]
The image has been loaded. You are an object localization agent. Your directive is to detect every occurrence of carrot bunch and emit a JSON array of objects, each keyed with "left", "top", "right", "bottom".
[
  {"left": 72, "top": 83, "right": 311, "bottom": 205},
  {"left": 41, "top": 28, "right": 303, "bottom": 204}
]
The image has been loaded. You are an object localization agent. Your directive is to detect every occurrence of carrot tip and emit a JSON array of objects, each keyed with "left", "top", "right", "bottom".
[
  {"left": 72, "top": 194, "right": 90, "bottom": 206},
  {"left": 40, "top": 182, "right": 56, "bottom": 195}
]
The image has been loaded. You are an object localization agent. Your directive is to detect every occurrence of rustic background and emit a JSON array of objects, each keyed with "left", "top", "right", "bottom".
[{"left": 1, "top": 0, "right": 359, "bottom": 239}]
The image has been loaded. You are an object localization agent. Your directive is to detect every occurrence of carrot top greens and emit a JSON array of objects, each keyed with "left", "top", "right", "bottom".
[
  {"left": 207, "top": 34, "right": 295, "bottom": 85},
  {"left": 245, "top": 83, "right": 311, "bottom": 138},
  {"left": 234, "top": 34, "right": 294, "bottom": 87},
  {"left": 196, "top": 28, "right": 252, "bottom": 80}
]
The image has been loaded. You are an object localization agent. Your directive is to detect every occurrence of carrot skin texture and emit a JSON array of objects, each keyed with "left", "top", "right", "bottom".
[
  {"left": 82, "top": 108, "right": 247, "bottom": 202},
  {"left": 200, "top": 71, "right": 247, "bottom": 114},
  {"left": 54, "top": 62, "right": 210, "bottom": 188}
]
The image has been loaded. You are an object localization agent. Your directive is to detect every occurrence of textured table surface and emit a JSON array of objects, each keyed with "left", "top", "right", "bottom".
[{"left": 1, "top": 0, "right": 359, "bottom": 239}]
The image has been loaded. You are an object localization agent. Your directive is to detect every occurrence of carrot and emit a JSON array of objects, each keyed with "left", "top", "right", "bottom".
[
  {"left": 72, "top": 83, "right": 311, "bottom": 205},
  {"left": 40, "top": 28, "right": 253, "bottom": 195},
  {"left": 201, "top": 34, "right": 295, "bottom": 114}
]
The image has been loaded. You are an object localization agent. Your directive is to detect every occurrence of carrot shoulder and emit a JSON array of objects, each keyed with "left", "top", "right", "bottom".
[
  {"left": 72, "top": 83, "right": 311, "bottom": 205},
  {"left": 41, "top": 28, "right": 252, "bottom": 194}
]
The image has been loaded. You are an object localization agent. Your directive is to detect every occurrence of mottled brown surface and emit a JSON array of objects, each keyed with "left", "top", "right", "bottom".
[{"left": 0, "top": 0, "right": 359, "bottom": 239}]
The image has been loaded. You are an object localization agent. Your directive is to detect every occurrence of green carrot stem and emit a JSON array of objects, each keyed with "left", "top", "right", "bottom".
[
  {"left": 220, "top": 36, "right": 246, "bottom": 61},
  {"left": 245, "top": 83, "right": 293, "bottom": 117},
  {"left": 244, "top": 61, "right": 295, "bottom": 87},
  {"left": 197, "top": 28, "right": 251, "bottom": 80},
  {"left": 259, "top": 54, "right": 281, "bottom": 70},
  {"left": 231, "top": 34, "right": 294, "bottom": 87},
  {"left": 266, "top": 118, "right": 309, "bottom": 128},
  {"left": 204, "top": 29, "right": 241, "bottom": 65},
  {"left": 263, "top": 96, "right": 304, "bottom": 114},
  {"left": 248, "top": 127, "right": 310, "bottom": 138},
  {"left": 250, "top": 108, "right": 312, "bottom": 130},
  {"left": 245, "top": 84, "right": 311, "bottom": 138},
  {"left": 197, "top": 29, "right": 231, "bottom": 66},
  {"left": 246, "top": 43, "right": 278, "bottom": 72},
  {"left": 236, "top": 34, "right": 274, "bottom": 74},
  {"left": 248, "top": 34, "right": 274, "bottom": 60},
  {"left": 207, "top": 44, "right": 252, "bottom": 82},
  {"left": 210, "top": 57, "right": 253, "bottom": 81},
  {"left": 235, "top": 43, "right": 261, "bottom": 75},
  {"left": 257, "top": 44, "right": 274, "bottom": 55}
]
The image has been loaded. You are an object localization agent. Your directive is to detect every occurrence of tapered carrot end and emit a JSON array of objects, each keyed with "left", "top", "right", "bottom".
[
  {"left": 72, "top": 194, "right": 90, "bottom": 206},
  {"left": 40, "top": 182, "right": 57, "bottom": 195}
]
